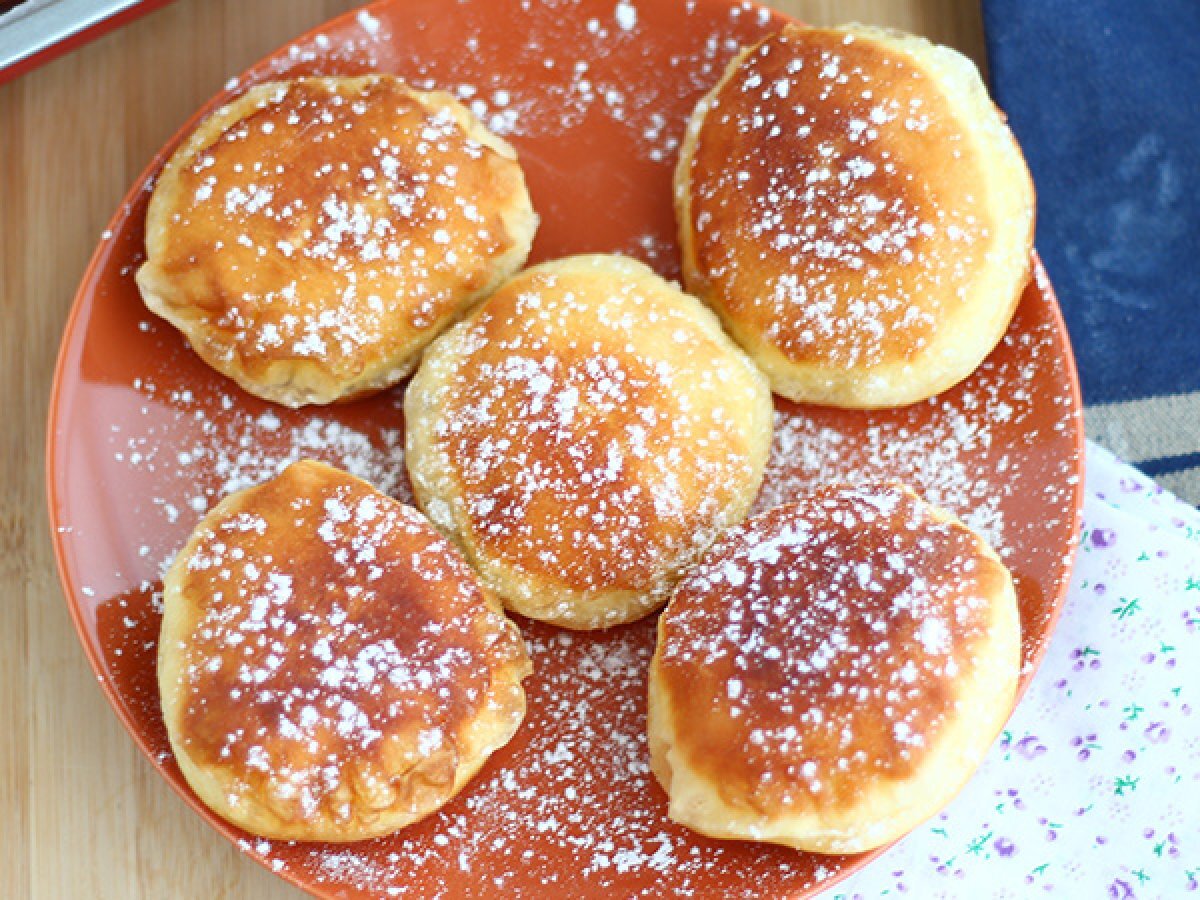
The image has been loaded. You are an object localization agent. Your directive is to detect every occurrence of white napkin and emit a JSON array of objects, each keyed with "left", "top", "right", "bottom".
[{"left": 824, "top": 442, "right": 1200, "bottom": 899}]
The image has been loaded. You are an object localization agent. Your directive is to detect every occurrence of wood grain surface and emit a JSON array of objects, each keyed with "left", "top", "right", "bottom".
[{"left": 0, "top": 2, "right": 983, "bottom": 897}]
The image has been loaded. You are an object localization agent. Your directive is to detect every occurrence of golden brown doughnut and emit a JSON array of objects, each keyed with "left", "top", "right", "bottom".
[
  {"left": 648, "top": 481, "right": 1020, "bottom": 853},
  {"left": 676, "top": 24, "right": 1034, "bottom": 408},
  {"left": 138, "top": 76, "right": 537, "bottom": 407},
  {"left": 158, "top": 459, "right": 531, "bottom": 841},
  {"left": 405, "top": 254, "right": 773, "bottom": 630}
]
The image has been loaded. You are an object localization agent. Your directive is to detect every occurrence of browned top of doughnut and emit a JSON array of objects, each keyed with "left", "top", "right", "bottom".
[
  {"left": 431, "top": 255, "right": 769, "bottom": 595},
  {"left": 166, "top": 460, "right": 528, "bottom": 829},
  {"left": 654, "top": 482, "right": 1012, "bottom": 815},
  {"left": 143, "top": 76, "right": 531, "bottom": 386},
  {"left": 682, "top": 24, "right": 1009, "bottom": 370}
]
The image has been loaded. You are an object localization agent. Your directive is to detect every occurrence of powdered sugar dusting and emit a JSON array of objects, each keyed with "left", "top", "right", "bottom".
[
  {"left": 232, "top": 0, "right": 765, "bottom": 165},
  {"left": 108, "top": 374, "right": 409, "bottom": 582},
  {"left": 615, "top": 1, "right": 638, "bottom": 32},
  {"left": 263, "top": 624, "right": 820, "bottom": 897},
  {"left": 756, "top": 317, "right": 1074, "bottom": 552},
  {"left": 760, "top": 398, "right": 1007, "bottom": 548}
]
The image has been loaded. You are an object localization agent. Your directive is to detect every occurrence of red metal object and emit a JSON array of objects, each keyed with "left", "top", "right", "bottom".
[{"left": 0, "top": 0, "right": 176, "bottom": 86}]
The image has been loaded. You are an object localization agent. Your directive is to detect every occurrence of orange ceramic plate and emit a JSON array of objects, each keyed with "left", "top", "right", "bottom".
[{"left": 46, "top": 1, "right": 1085, "bottom": 897}]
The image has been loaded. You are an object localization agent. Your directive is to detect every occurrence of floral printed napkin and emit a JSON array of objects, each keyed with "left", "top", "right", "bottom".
[{"left": 824, "top": 442, "right": 1200, "bottom": 899}]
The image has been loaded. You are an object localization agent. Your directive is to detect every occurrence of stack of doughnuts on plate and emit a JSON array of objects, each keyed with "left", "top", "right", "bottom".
[{"left": 146, "top": 22, "right": 1034, "bottom": 854}]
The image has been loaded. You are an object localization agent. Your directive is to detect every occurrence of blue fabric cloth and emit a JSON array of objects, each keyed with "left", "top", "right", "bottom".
[
  {"left": 984, "top": 0, "right": 1200, "bottom": 502},
  {"left": 984, "top": 0, "right": 1200, "bottom": 405}
]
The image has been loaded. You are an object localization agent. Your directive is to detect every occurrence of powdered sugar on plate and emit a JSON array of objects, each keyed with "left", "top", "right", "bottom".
[
  {"left": 757, "top": 314, "right": 1080, "bottom": 556},
  {"left": 274, "top": 625, "right": 824, "bottom": 898},
  {"left": 107, "top": 372, "right": 409, "bottom": 583}
]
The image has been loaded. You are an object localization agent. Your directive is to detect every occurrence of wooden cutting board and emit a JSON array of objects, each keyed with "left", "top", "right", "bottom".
[{"left": 0, "top": 1, "right": 983, "bottom": 896}]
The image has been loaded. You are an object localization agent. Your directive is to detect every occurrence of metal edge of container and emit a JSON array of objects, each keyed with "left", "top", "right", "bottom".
[{"left": 0, "top": 0, "right": 147, "bottom": 74}]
